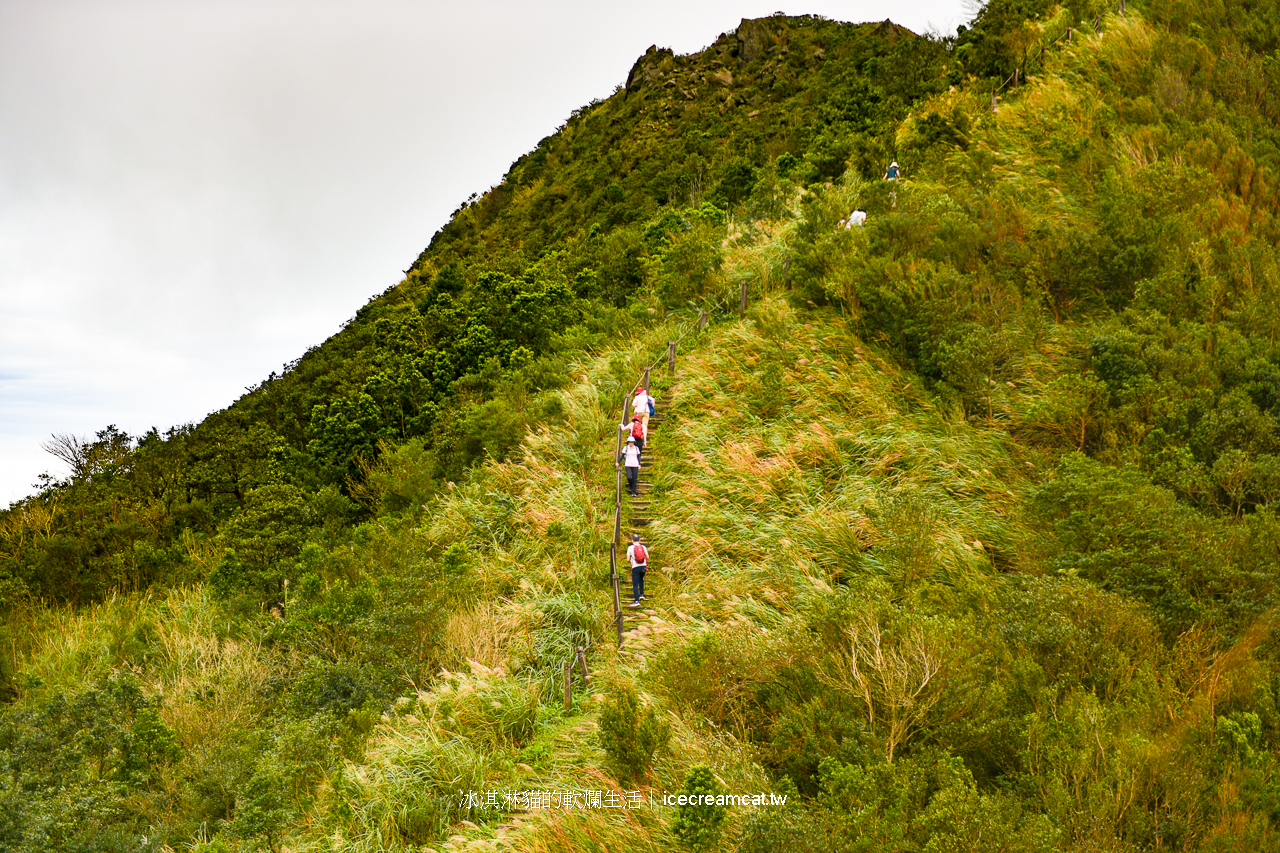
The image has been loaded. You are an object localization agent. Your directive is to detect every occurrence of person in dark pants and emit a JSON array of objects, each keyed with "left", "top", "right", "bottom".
[
  {"left": 627, "top": 533, "right": 648, "bottom": 605},
  {"left": 620, "top": 434, "right": 641, "bottom": 497},
  {"left": 628, "top": 415, "right": 645, "bottom": 457}
]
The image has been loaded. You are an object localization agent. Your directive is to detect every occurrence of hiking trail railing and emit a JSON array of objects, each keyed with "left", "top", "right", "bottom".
[
  {"left": 562, "top": 289, "right": 753, "bottom": 701},
  {"left": 606, "top": 298, "right": 732, "bottom": 649}
]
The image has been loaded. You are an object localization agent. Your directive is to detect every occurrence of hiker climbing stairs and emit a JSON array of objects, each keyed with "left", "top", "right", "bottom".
[
  {"left": 606, "top": 307, "right": 715, "bottom": 652},
  {"left": 620, "top": 404, "right": 667, "bottom": 654}
]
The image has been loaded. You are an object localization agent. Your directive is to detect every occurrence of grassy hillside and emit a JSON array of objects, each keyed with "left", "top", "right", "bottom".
[
  {"left": 0, "top": 13, "right": 947, "bottom": 614},
  {"left": 5, "top": 1, "right": 1280, "bottom": 851}
]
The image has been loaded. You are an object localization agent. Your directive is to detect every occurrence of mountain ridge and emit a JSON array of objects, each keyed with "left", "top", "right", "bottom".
[{"left": 5, "top": 3, "right": 1280, "bottom": 850}]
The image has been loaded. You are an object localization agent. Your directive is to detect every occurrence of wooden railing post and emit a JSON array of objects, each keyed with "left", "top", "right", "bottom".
[
  {"left": 563, "top": 661, "right": 573, "bottom": 711},
  {"left": 642, "top": 366, "right": 650, "bottom": 390},
  {"left": 576, "top": 646, "right": 590, "bottom": 685},
  {"left": 611, "top": 505, "right": 623, "bottom": 647},
  {"left": 613, "top": 580, "right": 624, "bottom": 647},
  {"left": 992, "top": 88, "right": 997, "bottom": 111},
  {"left": 699, "top": 309, "right": 708, "bottom": 331},
  {"left": 667, "top": 341, "right": 676, "bottom": 375},
  {"left": 739, "top": 280, "right": 748, "bottom": 318},
  {"left": 615, "top": 424, "right": 626, "bottom": 475}
]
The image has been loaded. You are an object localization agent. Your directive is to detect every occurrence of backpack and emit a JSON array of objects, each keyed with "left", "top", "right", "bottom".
[
  {"left": 648, "top": 398, "right": 655, "bottom": 416},
  {"left": 631, "top": 421, "right": 644, "bottom": 439},
  {"left": 633, "top": 543, "right": 648, "bottom": 564}
]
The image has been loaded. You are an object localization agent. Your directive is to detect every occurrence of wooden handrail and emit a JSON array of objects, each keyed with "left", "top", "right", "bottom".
[{"left": 606, "top": 298, "right": 728, "bottom": 649}]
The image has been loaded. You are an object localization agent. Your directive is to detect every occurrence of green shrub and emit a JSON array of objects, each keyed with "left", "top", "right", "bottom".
[
  {"left": 670, "top": 764, "right": 727, "bottom": 852},
  {"left": 232, "top": 766, "right": 288, "bottom": 852},
  {"left": 1031, "top": 453, "right": 1245, "bottom": 634},
  {"left": 738, "top": 805, "right": 826, "bottom": 853},
  {"left": 210, "top": 484, "right": 313, "bottom": 603},
  {"left": 288, "top": 659, "right": 390, "bottom": 717},
  {"left": 597, "top": 683, "right": 669, "bottom": 784}
]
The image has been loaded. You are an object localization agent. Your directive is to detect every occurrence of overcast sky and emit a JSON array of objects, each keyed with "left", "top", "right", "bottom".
[{"left": 0, "top": 0, "right": 969, "bottom": 505}]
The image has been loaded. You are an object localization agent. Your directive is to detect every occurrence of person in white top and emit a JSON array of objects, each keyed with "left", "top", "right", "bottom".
[
  {"left": 632, "top": 387, "right": 652, "bottom": 439},
  {"left": 620, "top": 434, "right": 642, "bottom": 496},
  {"left": 846, "top": 209, "right": 867, "bottom": 228},
  {"left": 626, "top": 533, "right": 648, "bottom": 605}
]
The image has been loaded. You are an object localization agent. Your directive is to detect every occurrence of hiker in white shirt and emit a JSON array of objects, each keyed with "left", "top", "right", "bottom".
[
  {"left": 620, "top": 435, "right": 642, "bottom": 497},
  {"left": 632, "top": 387, "right": 652, "bottom": 439},
  {"left": 626, "top": 533, "right": 648, "bottom": 605}
]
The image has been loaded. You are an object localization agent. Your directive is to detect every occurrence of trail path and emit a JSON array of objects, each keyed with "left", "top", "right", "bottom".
[
  {"left": 619, "top": 400, "right": 670, "bottom": 661},
  {"left": 604, "top": 311, "right": 711, "bottom": 656}
]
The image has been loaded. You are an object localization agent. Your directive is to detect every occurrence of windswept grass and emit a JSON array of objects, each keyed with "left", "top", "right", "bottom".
[{"left": 651, "top": 296, "right": 1030, "bottom": 625}]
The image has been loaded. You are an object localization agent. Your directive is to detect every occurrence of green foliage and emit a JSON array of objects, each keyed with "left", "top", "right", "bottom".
[
  {"left": 10, "top": 6, "right": 1280, "bottom": 853},
  {"left": 1218, "top": 711, "right": 1264, "bottom": 765},
  {"left": 669, "top": 764, "right": 727, "bottom": 853},
  {"left": 813, "top": 751, "right": 1058, "bottom": 852},
  {"left": 596, "top": 683, "right": 670, "bottom": 784},
  {"left": 955, "top": 0, "right": 1055, "bottom": 80},
  {"left": 0, "top": 673, "right": 184, "bottom": 851},
  {"left": 325, "top": 726, "right": 491, "bottom": 848},
  {"left": 1031, "top": 453, "right": 1274, "bottom": 633},
  {"left": 996, "top": 575, "right": 1158, "bottom": 702},
  {"left": 232, "top": 767, "right": 288, "bottom": 852},
  {"left": 210, "top": 483, "right": 313, "bottom": 603}
]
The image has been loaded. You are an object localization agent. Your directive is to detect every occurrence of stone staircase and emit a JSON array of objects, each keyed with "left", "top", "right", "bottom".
[{"left": 619, "top": 407, "right": 668, "bottom": 655}]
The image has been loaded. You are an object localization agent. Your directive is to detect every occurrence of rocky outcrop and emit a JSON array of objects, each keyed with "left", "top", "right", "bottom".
[
  {"left": 625, "top": 45, "right": 675, "bottom": 95},
  {"left": 620, "top": 16, "right": 914, "bottom": 101},
  {"left": 735, "top": 15, "right": 791, "bottom": 63}
]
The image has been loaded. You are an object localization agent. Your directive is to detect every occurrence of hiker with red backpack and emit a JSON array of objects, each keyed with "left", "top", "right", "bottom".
[
  {"left": 627, "top": 533, "right": 648, "bottom": 606},
  {"left": 627, "top": 415, "right": 645, "bottom": 456}
]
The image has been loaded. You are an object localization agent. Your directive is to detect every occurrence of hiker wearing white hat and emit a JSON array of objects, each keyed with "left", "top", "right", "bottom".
[{"left": 620, "top": 434, "right": 642, "bottom": 496}]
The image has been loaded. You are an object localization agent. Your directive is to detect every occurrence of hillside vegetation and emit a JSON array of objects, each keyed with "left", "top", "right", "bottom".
[{"left": 5, "top": 1, "right": 1280, "bottom": 851}]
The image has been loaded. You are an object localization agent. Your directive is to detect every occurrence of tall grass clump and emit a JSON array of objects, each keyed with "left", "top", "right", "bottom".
[{"left": 597, "top": 682, "right": 671, "bottom": 783}]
